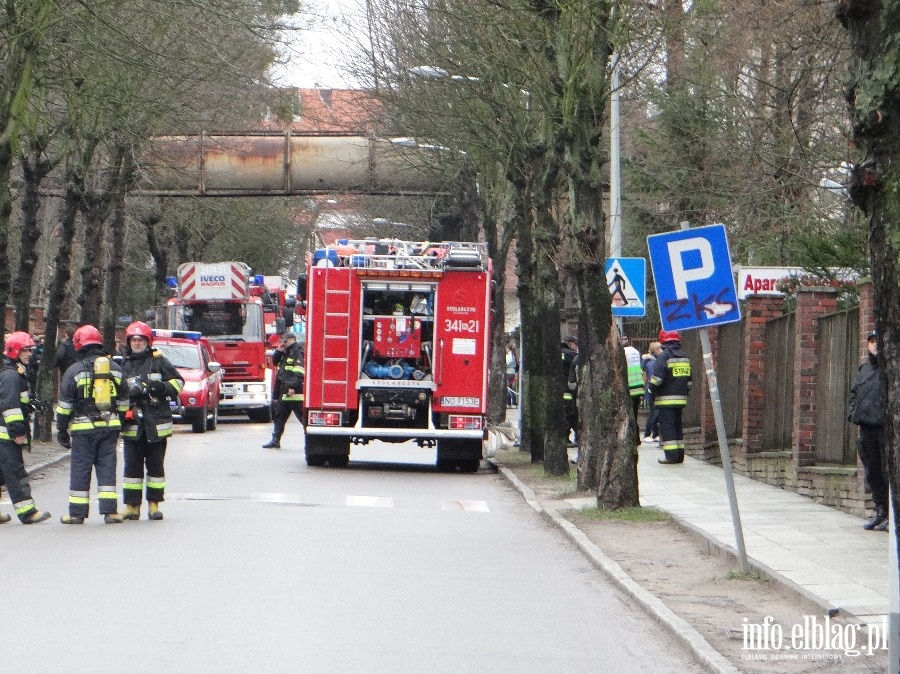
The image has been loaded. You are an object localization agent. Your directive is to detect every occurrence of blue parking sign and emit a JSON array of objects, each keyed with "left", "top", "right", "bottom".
[{"left": 647, "top": 224, "right": 741, "bottom": 331}]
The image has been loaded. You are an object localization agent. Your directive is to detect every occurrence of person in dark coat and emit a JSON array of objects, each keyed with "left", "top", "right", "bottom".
[
  {"left": 55, "top": 325, "right": 77, "bottom": 378},
  {"left": 848, "top": 331, "right": 888, "bottom": 531},
  {"left": 561, "top": 336, "right": 579, "bottom": 445}
]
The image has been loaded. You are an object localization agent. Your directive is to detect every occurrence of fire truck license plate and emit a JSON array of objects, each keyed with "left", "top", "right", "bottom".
[
  {"left": 222, "top": 385, "right": 238, "bottom": 395},
  {"left": 442, "top": 396, "right": 480, "bottom": 408}
]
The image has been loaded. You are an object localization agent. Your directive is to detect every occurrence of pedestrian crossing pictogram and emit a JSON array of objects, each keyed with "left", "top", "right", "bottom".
[{"left": 605, "top": 258, "right": 646, "bottom": 317}]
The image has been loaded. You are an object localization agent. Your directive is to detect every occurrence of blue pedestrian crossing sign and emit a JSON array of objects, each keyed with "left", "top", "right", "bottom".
[
  {"left": 647, "top": 224, "right": 741, "bottom": 331},
  {"left": 605, "top": 258, "right": 646, "bottom": 317}
]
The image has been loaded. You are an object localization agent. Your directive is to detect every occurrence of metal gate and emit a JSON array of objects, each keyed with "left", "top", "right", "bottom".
[{"left": 815, "top": 309, "right": 858, "bottom": 464}]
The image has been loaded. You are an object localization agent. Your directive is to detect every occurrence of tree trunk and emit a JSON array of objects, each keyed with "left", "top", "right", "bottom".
[
  {"left": 0, "top": 138, "right": 13, "bottom": 336},
  {"left": 14, "top": 142, "right": 54, "bottom": 330},
  {"left": 101, "top": 152, "right": 136, "bottom": 349},
  {"left": 34, "top": 170, "right": 84, "bottom": 442},
  {"left": 840, "top": 0, "right": 900, "bottom": 582}
]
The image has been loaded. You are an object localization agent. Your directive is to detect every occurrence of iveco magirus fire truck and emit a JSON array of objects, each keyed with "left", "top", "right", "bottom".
[
  {"left": 165, "top": 261, "right": 275, "bottom": 422},
  {"left": 299, "top": 239, "right": 491, "bottom": 471}
]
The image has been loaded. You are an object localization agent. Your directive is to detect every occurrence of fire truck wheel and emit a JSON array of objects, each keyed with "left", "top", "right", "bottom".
[
  {"left": 305, "top": 436, "right": 350, "bottom": 468},
  {"left": 436, "top": 439, "right": 483, "bottom": 473}
]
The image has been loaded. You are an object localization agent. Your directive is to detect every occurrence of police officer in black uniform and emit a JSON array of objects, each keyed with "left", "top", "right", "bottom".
[{"left": 263, "top": 331, "right": 305, "bottom": 449}]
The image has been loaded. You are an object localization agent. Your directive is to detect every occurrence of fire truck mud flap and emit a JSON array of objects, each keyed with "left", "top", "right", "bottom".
[
  {"left": 305, "top": 435, "right": 351, "bottom": 468},
  {"left": 436, "top": 438, "right": 483, "bottom": 473}
]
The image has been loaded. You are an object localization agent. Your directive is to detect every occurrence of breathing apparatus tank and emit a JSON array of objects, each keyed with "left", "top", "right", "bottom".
[{"left": 92, "top": 356, "right": 114, "bottom": 418}]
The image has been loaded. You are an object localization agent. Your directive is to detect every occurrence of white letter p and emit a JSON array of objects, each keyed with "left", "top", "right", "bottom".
[{"left": 668, "top": 237, "right": 714, "bottom": 299}]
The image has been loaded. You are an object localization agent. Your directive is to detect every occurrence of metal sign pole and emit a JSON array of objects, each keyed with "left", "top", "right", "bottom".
[{"left": 698, "top": 328, "right": 750, "bottom": 574}]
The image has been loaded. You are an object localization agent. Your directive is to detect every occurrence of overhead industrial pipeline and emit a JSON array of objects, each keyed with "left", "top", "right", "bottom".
[{"left": 135, "top": 133, "right": 456, "bottom": 197}]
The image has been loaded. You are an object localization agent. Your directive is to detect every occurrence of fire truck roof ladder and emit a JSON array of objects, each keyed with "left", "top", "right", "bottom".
[{"left": 321, "top": 264, "right": 351, "bottom": 408}]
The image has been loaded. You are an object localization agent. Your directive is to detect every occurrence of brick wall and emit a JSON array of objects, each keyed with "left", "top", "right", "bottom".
[{"left": 688, "top": 282, "right": 878, "bottom": 519}]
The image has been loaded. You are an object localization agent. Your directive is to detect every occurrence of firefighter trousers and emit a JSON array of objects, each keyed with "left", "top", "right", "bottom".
[
  {"left": 123, "top": 437, "right": 167, "bottom": 505},
  {"left": 271, "top": 400, "right": 303, "bottom": 441},
  {"left": 0, "top": 439, "right": 39, "bottom": 521},
  {"left": 68, "top": 429, "right": 120, "bottom": 518},
  {"left": 656, "top": 406, "right": 685, "bottom": 463}
]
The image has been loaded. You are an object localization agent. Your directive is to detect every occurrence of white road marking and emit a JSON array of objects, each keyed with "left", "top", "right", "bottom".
[
  {"left": 346, "top": 495, "right": 394, "bottom": 508},
  {"left": 442, "top": 500, "right": 490, "bottom": 512}
]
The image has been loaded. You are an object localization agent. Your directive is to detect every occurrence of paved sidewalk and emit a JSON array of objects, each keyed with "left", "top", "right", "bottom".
[{"left": 562, "top": 440, "right": 890, "bottom": 626}]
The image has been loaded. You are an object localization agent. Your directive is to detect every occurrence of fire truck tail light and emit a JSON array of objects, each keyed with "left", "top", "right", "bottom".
[
  {"left": 308, "top": 411, "right": 342, "bottom": 426},
  {"left": 449, "top": 415, "right": 482, "bottom": 430}
]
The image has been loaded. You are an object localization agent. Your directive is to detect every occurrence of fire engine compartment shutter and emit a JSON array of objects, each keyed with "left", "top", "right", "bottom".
[{"left": 432, "top": 270, "right": 490, "bottom": 414}]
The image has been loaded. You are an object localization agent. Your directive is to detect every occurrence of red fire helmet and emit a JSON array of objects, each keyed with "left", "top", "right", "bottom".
[
  {"left": 126, "top": 321, "right": 154, "bottom": 346},
  {"left": 658, "top": 329, "right": 680, "bottom": 343},
  {"left": 73, "top": 325, "right": 103, "bottom": 351},
  {"left": 4, "top": 331, "right": 35, "bottom": 359}
]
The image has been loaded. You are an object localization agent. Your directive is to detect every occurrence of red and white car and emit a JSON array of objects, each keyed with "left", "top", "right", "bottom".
[{"left": 152, "top": 330, "right": 223, "bottom": 433}]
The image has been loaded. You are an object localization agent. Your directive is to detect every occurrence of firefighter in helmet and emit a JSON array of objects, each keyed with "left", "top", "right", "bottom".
[
  {"left": 56, "top": 324, "right": 129, "bottom": 524},
  {"left": 262, "top": 330, "right": 305, "bottom": 449},
  {"left": 120, "top": 321, "right": 184, "bottom": 520},
  {"left": 647, "top": 330, "right": 692, "bottom": 464},
  {"left": 0, "top": 332, "right": 51, "bottom": 524}
]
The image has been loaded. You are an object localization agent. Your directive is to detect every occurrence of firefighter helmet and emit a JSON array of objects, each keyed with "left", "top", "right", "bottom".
[
  {"left": 4, "top": 331, "right": 35, "bottom": 359},
  {"left": 126, "top": 321, "right": 154, "bottom": 346},
  {"left": 73, "top": 325, "right": 103, "bottom": 351},
  {"left": 658, "top": 329, "right": 680, "bottom": 343}
]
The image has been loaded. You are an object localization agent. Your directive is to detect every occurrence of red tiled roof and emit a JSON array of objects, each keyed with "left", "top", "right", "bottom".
[{"left": 261, "top": 88, "right": 382, "bottom": 135}]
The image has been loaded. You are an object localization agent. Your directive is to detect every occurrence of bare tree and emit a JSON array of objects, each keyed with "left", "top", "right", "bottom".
[{"left": 838, "top": 0, "right": 900, "bottom": 584}]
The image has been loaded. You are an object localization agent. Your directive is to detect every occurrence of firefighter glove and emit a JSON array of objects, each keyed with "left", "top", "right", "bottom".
[
  {"left": 56, "top": 430, "right": 71, "bottom": 449},
  {"left": 148, "top": 379, "right": 167, "bottom": 396},
  {"left": 129, "top": 383, "right": 147, "bottom": 401}
]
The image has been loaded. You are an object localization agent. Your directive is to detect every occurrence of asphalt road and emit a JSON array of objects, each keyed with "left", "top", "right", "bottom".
[{"left": 1, "top": 420, "right": 704, "bottom": 673}]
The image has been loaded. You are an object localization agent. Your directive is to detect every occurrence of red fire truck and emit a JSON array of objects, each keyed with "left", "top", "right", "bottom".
[
  {"left": 299, "top": 239, "right": 491, "bottom": 471},
  {"left": 255, "top": 275, "right": 296, "bottom": 346},
  {"left": 165, "top": 261, "right": 275, "bottom": 422}
]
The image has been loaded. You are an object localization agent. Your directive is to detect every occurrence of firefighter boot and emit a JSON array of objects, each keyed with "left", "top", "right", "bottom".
[
  {"left": 873, "top": 517, "right": 889, "bottom": 532},
  {"left": 123, "top": 504, "right": 141, "bottom": 520},
  {"left": 21, "top": 510, "right": 51, "bottom": 524},
  {"left": 61, "top": 515, "right": 85, "bottom": 524},
  {"left": 148, "top": 502, "right": 163, "bottom": 520},
  {"left": 104, "top": 513, "right": 124, "bottom": 524},
  {"left": 262, "top": 437, "right": 281, "bottom": 449},
  {"left": 863, "top": 506, "right": 887, "bottom": 531}
]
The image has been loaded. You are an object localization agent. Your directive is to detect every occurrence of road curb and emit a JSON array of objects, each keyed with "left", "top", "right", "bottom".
[
  {"left": 25, "top": 451, "right": 71, "bottom": 476},
  {"left": 491, "top": 460, "right": 739, "bottom": 674}
]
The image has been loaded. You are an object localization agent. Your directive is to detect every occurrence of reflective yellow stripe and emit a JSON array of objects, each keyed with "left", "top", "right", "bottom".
[
  {"left": 123, "top": 483, "right": 143, "bottom": 491},
  {"left": 655, "top": 396, "right": 687, "bottom": 406},
  {"left": 69, "top": 496, "right": 91, "bottom": 504},
  {"left": 146, "top": 480, "right": 165, "bottom": 489}
]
